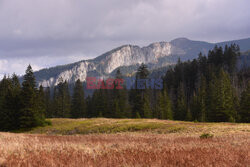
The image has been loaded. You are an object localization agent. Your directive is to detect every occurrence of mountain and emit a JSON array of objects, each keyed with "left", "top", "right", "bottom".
[{"left": 34, "top": 37, "right": 250, "bottom": 87}]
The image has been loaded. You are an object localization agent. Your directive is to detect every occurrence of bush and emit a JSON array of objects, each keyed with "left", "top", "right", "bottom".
[{"left": 200, "top": 133, "right": 214, "bottom": 139}]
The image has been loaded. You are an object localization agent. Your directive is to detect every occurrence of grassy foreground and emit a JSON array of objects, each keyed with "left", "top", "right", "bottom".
[{"left": 0, "top": 118, "right": 249, "bottom": 166}]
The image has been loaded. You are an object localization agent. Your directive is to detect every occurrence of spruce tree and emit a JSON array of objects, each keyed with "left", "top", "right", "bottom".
[
  {"left": 142, "top": 93, "right": 152, "bottom": 118},
  {"left": 197, "top": 76, "right": 207, "bottom": 122},
  {"left": 239, "top": 82, "right": 250, "bottom": 122},
  {"left": 211, "top": 69, "right": 236, "bottom": 122},
  {"left": 53, "top": 80, "right": 71, "bottom": 118},
  {"left": 71, "top": 79, "right": 86, "bottom": 118},
  {"left": 163, "top": 89, "right": 173, "bottom": 120},
  {"left": 20, "top": 65, "right": 45, "bottom": 128},
  {"left": 44, "top": 87, "right": 52, "bottom": 118},
  {"left": 0, "top": 76, "right": 12, "bottom": 131},
  {"left": 130, "top": 63, "right": 152, "bottom": 118},
  {"left": 156, "top": 89, "right": 173, "bottom": 120},
  {"left": 175, "top": 83, "right": 187, "bottom": 120},
  {"left": 37, "top": 85, "right": 46, "bottom": 120},
  {"left": 6, "top": 74, "right": 22, "bottom": 130},
  {"left": 185, "top": 108, "right": 192, "bottom": 121},
  {"left": 113, "top": 69, "right": 131, "bottom": 118}
]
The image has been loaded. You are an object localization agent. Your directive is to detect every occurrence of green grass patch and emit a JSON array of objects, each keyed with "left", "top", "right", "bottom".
[
  {"left": 30, "top": 118, "right": 173, "bottom": 135},
  {"left": 29, "top": 118, "right": 249, "bottom": 135}
]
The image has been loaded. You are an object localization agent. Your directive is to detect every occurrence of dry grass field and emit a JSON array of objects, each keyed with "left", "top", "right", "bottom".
[{"left": 0, "top": 118, "right": 249, "bottom": 167}]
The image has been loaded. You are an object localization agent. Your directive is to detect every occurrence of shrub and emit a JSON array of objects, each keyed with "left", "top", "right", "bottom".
[{"left": 200, "top": 133, "right": 214, "bottom": 139}]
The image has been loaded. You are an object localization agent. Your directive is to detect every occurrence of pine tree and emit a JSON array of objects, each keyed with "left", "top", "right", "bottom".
[
  {"left": 71, "top": 79, "right": 86, "bottom": 118},
  {"left": 210, "top": 69, "right": 236, "bottom": 122},
  {"left": 85, "top": 95, "right": 93, "bottom": 117},
  {"left": 131, "top": 90, "right": 143, "bottom": 118},
  {"left": 163, "top": 89, "right": 173, "bottom": 120},
  {"left": 7, "top": 74, "right": 22, "bottom": 130},
  {"left": 53, "top": 79, "right": 71, "bottom": 118},
  {"left": 0, "top": 76, "right": 12, "bottom": 131},
  {"left": 175, "top": 83, "right": 187, "bottom": 120},
  {"left": 91, "top": 85, "right": 110, "bottom": 118},
  {"left": 239, "top": 82, "right": 250, "bottom": 122},
  {"left": 37, "top": 85, "right": 46, "bottom": 120},
  {"left": 0, "top": 76, "right": 17, "bottom": 131},
  {"left": 136, "top": 63, "right": 150, "bottom": 79},
  {"left": 185, "top": 108, "right": 192, "bottom": 121},
  {"left": 113, "top": 69, "right": 131, "bottom": 118},
  {"left": 113, "top": 99, "right": 122, "bottom": 118},
  {"left": 44, "top": 87, "right": 52, "bottom": 118},
  {"left": 155, "top": 92, "right": 164, "bottom": 119},
  {"left": 196, "top": 75, "right": 207, "bottom": 122},
  {"left": 206, "top": 72, "right": 217, "bottom": 121},
  {"left": 156, "top": 89, "right": 173, "bottom": 120},
  {"left": 142, "top": 93, "right": 152, "bottom": 118},
  {"left": 19, "top": 65, "right": 45, "bottom": 129},
  {"left": 130, "top": 63, "right": 152, "bottom": 118}
]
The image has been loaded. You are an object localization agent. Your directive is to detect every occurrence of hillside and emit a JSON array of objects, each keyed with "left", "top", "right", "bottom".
[{"left": 33, "top": 37, "right": 250, "bottom": 87}]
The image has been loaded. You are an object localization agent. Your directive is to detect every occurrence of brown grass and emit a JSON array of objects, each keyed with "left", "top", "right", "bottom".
[{"left": 0, "top": 119, "right": 249, "bottom": 167}]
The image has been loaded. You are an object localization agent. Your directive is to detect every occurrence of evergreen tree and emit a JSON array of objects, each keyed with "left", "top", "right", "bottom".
[
  {"left": 71, "top": 79, "right": 86, "bottom": 118},
  {"left": 0, "top": 76, "right": 17, "bottom": 130},
  {"left": 53, "top": 79, "right": 71, "bottom": 118},
  {"left": 7, "top": 74, "right": 22, "bottom": 129},
  {"left": 142, "top": 93, "right": 152, "bottom": 118},
  {"left": 90, "top": 83, "right": 110, "bottom": 118},
  {"left": 19, "top": 65, "right": 45, "bottom": 128},
  {"left": 37, "top": 85, "right": 46, "bottom": 120},
  {"left": 239, "top": 82, "right": 250, "bottom": 122},
  {"left": 113, "top": 69, "right": 131, "bottom": 118},
  {"left": 44, "top": 87, "right": 52, "bottom": 118},
  {"left": 210, "top": 69, "right": 236, "bottom": 122},
  {"left": 185, "top": 108, "right": 193, "bottom": 121},
  {"left": 196, "top": 75, "right": 207, "bottom": 122},
  {"left": 130, "top": 63, "right": 152, "bottom": 118},
  {"left": 175, "top": 83, "right": 187, "bottom": 120},
  {"left": 156, "top": 89, "right": 173, "bottom": 120},
  {"left": 136, "top": 63, "right": 150, "bottom": 79}
]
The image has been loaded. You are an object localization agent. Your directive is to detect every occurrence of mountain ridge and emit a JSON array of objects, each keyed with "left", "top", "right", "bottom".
[{"left": 34, "top": 37, "right": 250, "bottom": 87}]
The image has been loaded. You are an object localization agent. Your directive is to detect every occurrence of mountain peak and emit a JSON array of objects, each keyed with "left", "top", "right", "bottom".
[{"left": 171, "top": 37, "right": 190, "bottom": 43}]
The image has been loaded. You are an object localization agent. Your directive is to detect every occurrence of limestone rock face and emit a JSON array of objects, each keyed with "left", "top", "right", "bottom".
[{"left": 37, "top": 42, "right": 175, "bottom": 87}]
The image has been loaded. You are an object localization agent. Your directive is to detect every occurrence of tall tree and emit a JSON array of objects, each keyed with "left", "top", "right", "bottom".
[
  {"left": 130, "top": 63, "right": 152, "bottom": 118},
  {"left": 156, "top": 89, "right": 173, "bottom": 120},
  {"left": 19, "top": 65, "right": 45, "bottom": 128},
  {"left": 53, "top": 79, "right": 71, "bottom": 118},
  {"left": 175, "top": 83, "right": 187, "bottom": 120},
  {"left": 112, "top": 69, "right": 131, "bottom": 118},
  {"left": 210, "top": 69, "right": 236, "bottom": 122},
  {"left": 239, "top": 82, "right": 250, "bottom": 122},
  {"left": 71, "top": 79, "right": 86, "bottom": 118},
  {"left": 44, "top": 87, "right": 52, "bottom": 118},
  {"left": 0, "top": 76, "right": 14, "bottom": 130},
  {"left": 195, "top": 75, "right": 207, "bottom": 122}
]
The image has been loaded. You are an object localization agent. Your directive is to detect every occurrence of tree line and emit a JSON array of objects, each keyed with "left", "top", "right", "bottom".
[{"left": 0, "top": 45, "right": 249, "bottom": 131}]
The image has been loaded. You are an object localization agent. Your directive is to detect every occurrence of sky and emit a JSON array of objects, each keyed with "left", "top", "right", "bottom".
[{"left": 0, "top": 0, "right": 250, "bottom": 78}]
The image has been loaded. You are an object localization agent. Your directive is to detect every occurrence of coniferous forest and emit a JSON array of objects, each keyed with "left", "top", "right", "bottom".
[{"left": 0, "top": 45, "right": 250, "bottom": 131}]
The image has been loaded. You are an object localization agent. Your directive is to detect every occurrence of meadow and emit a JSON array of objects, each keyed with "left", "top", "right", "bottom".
[{"left": 0, "top": 118, "right": 249, "bottom": 167}]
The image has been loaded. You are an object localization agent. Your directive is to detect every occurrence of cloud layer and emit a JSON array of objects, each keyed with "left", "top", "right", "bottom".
[{"left": 0, "top": 0, "right": 250, "bottom": 76}]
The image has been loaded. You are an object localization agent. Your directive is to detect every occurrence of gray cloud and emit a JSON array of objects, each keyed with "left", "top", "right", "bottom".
[{"left": 0, "top": 0, "right": 250, "bottom": 76}]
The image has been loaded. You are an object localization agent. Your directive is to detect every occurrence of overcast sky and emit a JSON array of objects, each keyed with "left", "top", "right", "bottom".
[{"left": 0, "top": 0, "right": 250, "bottom": 78}]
